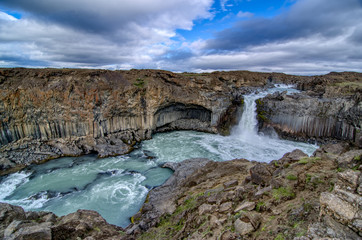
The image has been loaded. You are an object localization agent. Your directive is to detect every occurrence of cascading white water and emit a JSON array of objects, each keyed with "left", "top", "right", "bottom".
[
  {"left": 0, "top": 84, "right": 317, "bottom": 227},
  {"left": 232, "top": 93, "right": 264, "bottom": 139}
]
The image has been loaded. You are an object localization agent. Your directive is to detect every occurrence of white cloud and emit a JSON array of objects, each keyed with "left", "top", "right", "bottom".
[
  {"left": 0, "top": 0, "right": 213, "bottom": 68},
  {"left": 0, "top": 0, "right": 361, "bottom": 75},
  {"left": 186, "top": 32, "right": 362, "bottom": 75},
  {"left": 220, "top": 0, "right": 230, "bottom": 11},
  {"left": 236, "top": 11, "right": 254, "bottom": 18},
  {"left": 0, "top": 12, "right": 17, "bottom": 21}
]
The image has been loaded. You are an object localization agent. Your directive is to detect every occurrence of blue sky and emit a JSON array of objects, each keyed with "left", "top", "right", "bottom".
[{"left": 0, "top": 0, "right": 361, "bottom": 75}]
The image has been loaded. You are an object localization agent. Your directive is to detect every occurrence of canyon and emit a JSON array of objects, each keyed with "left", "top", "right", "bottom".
[
  {"left": 0, "top": 68, "right": 361, "bottom": 239},
  {"left": 0, "top": 69, "right": 361, "bottom": 175}
]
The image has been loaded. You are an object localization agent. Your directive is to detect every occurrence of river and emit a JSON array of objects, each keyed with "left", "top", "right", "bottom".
[{"left": 0, "top": 85, "right": 318, "bottom": 227}]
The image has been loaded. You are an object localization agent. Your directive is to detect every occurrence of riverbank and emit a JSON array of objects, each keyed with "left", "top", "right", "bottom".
[{"left": 1, "top": 143, "right": 361, "bottom": 239}]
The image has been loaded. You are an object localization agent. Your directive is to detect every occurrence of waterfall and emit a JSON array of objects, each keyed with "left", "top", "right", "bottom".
[
  {"left": 231, "top": 84, "right": 299, "bottom": 140},
  {"left": 232, "top": 92, "right": 266, "bottom": 139}
]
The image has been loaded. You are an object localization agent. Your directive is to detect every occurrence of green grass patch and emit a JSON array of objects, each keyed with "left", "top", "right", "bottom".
[
  {"left": 329, "top": 182, "right": 335, "bottom": 192},
  {"left": 298, "top": 157, "right": 321, "bottom": 164},
  {"left": 335, "top": 81, "right": 362, "bottom": 88},
  {"left": 354, "top": 155, "right": 361, "bottom": 161},
  {"left": 272, "top": 187, "right": 295, "bottom": 201},
  {"left": 286, "top": 174, "right": 298, "bottom": 180},
  {"left": 133, "top": 78, "right": 146, "bottom": 88},
  {"left": 174, "top": 195, "right": 199, "bottom": 215},
  {"left": 305, "top": 174, "right": 312, "bottom": 183},
  {"left": 274, "top": 233, "right": 285, "bottom": 240},
  {"left": 256, "top": 201, "right": 266, "bottom": 212},
  {"left": 296, "top": 230, "right": 307, "bottom": 237}
]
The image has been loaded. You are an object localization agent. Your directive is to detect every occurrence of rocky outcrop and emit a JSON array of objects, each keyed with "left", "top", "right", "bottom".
[
  {"left": 124, "top": 144, "right": 362, "bottom": 240},
  {"left": 257, "top": 90, "right": 361, "bottom": 146},
  {"left": 257, "top": 71, "right": 362, "bottom": 147},
  {"left": 0, "top": 203, "right": 124, "bottom": 240},
  {"left": 1, "top": 144, "right": 361, "bottom": 239}
]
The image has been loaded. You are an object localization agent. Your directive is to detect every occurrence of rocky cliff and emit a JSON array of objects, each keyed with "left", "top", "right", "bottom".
[
  {"left": 0, "top": 69, "right": 277, "bottom": 174},
  {"left": 257, "top": 72, "right": 362, "bottom": 147},
  {"left": 0, "top": 69, "right": 361, "bottom": 175}
]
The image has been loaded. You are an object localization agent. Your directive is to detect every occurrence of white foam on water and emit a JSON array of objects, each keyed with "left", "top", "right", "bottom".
[
  {"left": 0, "top": 171, "right": 52, "bottom": 210},
  {"left": 0, "top": 171, "right": 31, "bottom": 199}
]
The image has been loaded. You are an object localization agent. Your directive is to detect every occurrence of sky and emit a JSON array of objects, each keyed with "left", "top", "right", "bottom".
[{"left": 0, "top": 0, "right": 361, "bottom": 75}]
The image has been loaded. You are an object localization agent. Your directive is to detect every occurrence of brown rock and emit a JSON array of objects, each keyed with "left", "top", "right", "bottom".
[
  {"left": 223, "top": 179, "right": 238, "bottom": 189},
  {"left": 219, "top": 202, "right": 233, "bottom": 213},
  {"left": 337, "top": 149, "right": 362, "bottom": 168},
  {"left": 234, "top": 219, "right": 254, "bottom": 235},
  {"left": 234, "top": 201, "right": 255, "bottom": 212},
  {"left": 198, "top": 204, "right": 215, "bottom": 215},
  {"left": 250, "top": 163, "right": 272, "bottom": 186},
  {"left": 280, "top": 149, "right": 308, "bottom": 163},
  {"left": 337, "top": 170, "right": 360, "bottom": 193},
  {"left": 320, "top": 192, "right": 356, "bottom": 223}
]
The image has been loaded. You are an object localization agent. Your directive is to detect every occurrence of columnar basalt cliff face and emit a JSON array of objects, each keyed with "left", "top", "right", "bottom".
[
  {"left": 0, "top": 69, "right": 281, "bottom": 174},
  {"left": 0, "top": 69, "right": 361, "bottom": 175},
  {"left": 257, "top": 72, "right": 362, "bottom": 146}
]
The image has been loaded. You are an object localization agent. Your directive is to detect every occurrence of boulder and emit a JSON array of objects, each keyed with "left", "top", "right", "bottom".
[
  {"left": 280, "top": 149, "right": 308, "bottom": 164},
  {"left": 320, "top": 192, "right": 356, "bottom": 224},
  {"left": 223, "top": 179, "right": 238, "bottom": 189},
  {"left": 234, "top": 212, "right": 261, "bottom": 235},
  {"left": 234, "top": 201, "right": 255, "bottom": 212},
  {"left": 250, "top": 163, "right": 272, "bottom": 186},
  {"left": 4, "top": 221, "right": 52, "bottom": 240},
  {"left": 198, "top": 204, "right": 215, "bottom": 215},
  {"left": 336, "top": 149, "right": 362, "bottom": 168},
  {"left": 234, "top": 219, "right": 254, "bottom": 236},
  {"left": 0, "top": 203, "right": 26, "bottom": 238},
  {"left": 307, "top": 215, "right": 360, "bottom": 240},
  {"left": 219, "top": 202, "right": 232, "bottom": 213},
  {"left": 336, "top": 170, "right": 360, "bottom": 193}
]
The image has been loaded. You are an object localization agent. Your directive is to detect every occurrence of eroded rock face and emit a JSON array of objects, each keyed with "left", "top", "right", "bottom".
[
  {"left": 257, "top": 91, "right": 361, "bottom": 146},
  {"left": 1, "top": 69, "right": 361, "bottom": 175},
  {"left": 2, "top": 69, "right": 296, "bottom": 175},
  {"left": 0, "top": 204, "right": 123, "bottom": 240},
  {"left": 127, "top": 144, "right": 362, "bottom": 240}
]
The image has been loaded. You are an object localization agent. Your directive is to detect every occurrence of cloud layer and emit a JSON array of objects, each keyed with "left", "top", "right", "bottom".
[
  {"left": 189, "top": 0, "right": 362, "bottom": 74},
  {"left": 0, "top": 0, "right": 361, "bottom": 74},
  {"left": 0, "top": 0, "right": 213, "bottom": 68}
]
